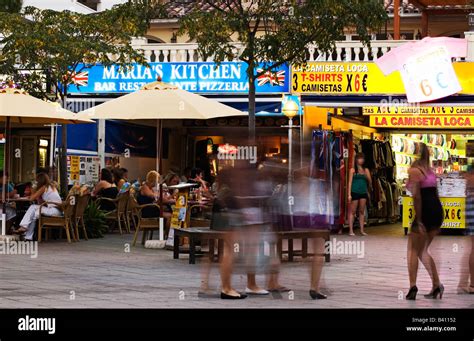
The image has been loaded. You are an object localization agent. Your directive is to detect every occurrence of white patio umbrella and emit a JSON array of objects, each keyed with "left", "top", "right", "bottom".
[
  {"left": 80, "top": 81, "right": 245, "bottom": 119},
  {"left": 0, "top": 87, "right": 93, "bottom": 235},
  {"left": 79, "top": 81, "right": 246, "bottom": 171},
  {"left": 78, "top": 81, "right": 246, "bottom": 218}
]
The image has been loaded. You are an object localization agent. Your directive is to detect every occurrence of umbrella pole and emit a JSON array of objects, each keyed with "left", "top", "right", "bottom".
[
  {"left": 157, "top": 119, "right": 165, "bottom": 241},
  {"left": 49, "top": 124, "right": 55, "bottom": 181},
  {"left": 1, "top": 116, "right": 11, "bottom": 235},
  {"left": 157, "top": 119, "right": 164, "bottom": 217}
]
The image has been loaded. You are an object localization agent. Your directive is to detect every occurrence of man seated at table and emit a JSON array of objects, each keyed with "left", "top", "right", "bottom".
[
  {"left": 0, "top": 171, "right": 17, "bottom": 199},
  {"left": 187, "top": 167, "right": 214, "bottom": 200}
]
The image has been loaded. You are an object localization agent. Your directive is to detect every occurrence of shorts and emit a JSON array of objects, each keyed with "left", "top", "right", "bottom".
[{"left": 351, "top": 192, "right": 368, "bottom": 201}]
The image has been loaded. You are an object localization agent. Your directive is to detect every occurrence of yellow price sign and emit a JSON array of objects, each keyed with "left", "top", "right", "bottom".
[
  {"left": 403, "top": 196, "right": 465, "bottom": 229},
  {"left": 291, "top": 62, "right": 474, "bottom": 95},
  {"left": 370, "top": 115, "right": 474, "bottom": 129},
  {"left": 363, "top": 106, "right": 474, "bottom": 115},
  {"left": 170, "top": 191, "right": 188, "bottom": 229}
]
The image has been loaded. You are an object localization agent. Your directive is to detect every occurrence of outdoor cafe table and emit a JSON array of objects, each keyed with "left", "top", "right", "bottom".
[
  {"left": 0, "top": 197, "right": 33, "bottom": 234},
  {"left": 173, "top": 227, "right": 331, "bottom": 265}
]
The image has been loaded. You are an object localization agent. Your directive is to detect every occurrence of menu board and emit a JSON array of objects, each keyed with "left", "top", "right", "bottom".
[{"left": 68, "top": 155, "right": 100, "bottom": 185}]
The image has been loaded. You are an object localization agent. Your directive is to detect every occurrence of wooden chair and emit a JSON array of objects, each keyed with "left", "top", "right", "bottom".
[
  {"left": 73, "top": 194, "right": 90, "bottom": 241},
  {"left": 97, "top": 191, "right": 130, "bottom": 234},
  {"left": 38, "top": 199, "right": 75, "bottom": 243},
  {"left": 132, "top": 201, "right": 163, "bottom": 246},
  {"left": 186, "top": 204, "right": 212, "bottom": 228},
  {"left": 126, "top": 193, "right": 139, "bottom": 232}
]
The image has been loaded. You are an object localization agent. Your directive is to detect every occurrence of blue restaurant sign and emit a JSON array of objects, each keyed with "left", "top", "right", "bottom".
[{"left": 67, "top": 62, "right": 290, "bottom": 94}]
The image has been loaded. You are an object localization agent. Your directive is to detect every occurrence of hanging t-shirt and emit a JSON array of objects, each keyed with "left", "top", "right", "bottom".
[{"left": 375, "top": 37, "right": 467, "bottom": 103}]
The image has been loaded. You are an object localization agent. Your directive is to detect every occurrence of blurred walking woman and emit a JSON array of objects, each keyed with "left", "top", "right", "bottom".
[
  {"left": 459, "top": 166, "right": 474, "bottom": 294},
  {"left": 347, "top": 153, "right": 372, "bottom": 236},
  {"left": 406, "top": 143, "right": 444, "bottom": 300}
]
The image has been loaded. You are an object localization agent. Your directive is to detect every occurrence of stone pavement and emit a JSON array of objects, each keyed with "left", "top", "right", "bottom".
[{"left": 0, "top": 224, "right": 473, "bottom": 309}]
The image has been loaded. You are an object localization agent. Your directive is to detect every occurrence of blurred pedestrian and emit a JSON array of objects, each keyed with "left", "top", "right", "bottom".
[
  {"left": 405, "top": 143, "right": 444, "bottom": 300},
  {"left": 458, "top": 165, "right": 474, "bottom": 294},
  {"left": 204, "top": 168, "right": 246, "bottom": 299}
]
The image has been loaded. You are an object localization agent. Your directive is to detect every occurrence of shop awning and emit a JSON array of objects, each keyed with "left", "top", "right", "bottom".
[{"left": 68, "top": 95, "right": 286, "bottom": 116}]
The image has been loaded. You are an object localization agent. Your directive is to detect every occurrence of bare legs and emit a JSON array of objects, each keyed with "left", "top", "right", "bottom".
[
  {"left": 245, "top": 226, "right": 267, "bottom": 293},
  {"left": 348, "top": 199, "right": 367, "bottom": 235},
  {"left": 358, "top": 199, "right": 367, "bottom": 235},
  {"left": 407, "top": 229, "right": 441, "bottom": 290},
  {"left": 348, "top": 200, "right": 358, "bottom": 235},
  {"left": 470, "top": 236, "right": 474, "bottom": 291},
  {"left": 310, "top": 237, "right": 325, "bottom": 292},
  {"left": 220, "top": 231, "right": 241, "bottom": 297}
]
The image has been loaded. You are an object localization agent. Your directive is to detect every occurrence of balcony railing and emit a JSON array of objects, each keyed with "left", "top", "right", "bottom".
[{"left": 131, "top": 39, "right": 428, "bottom": 63}]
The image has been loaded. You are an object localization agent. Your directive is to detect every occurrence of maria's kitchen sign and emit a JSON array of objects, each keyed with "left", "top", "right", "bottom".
[{"left": 67, "top": 62, "right": 289, "bottom": 94}]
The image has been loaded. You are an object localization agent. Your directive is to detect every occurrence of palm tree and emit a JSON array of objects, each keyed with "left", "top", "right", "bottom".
[{"left": 0, "top": 0, "right": 22, "bottom": 13}]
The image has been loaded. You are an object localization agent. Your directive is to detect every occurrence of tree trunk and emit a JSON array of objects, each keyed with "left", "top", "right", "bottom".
[
  {"left": 60, "top": 92, "right": 68, "bottom": 198},
  {"left": 247, "top": 59, "right": 256, "bottom": 144}
]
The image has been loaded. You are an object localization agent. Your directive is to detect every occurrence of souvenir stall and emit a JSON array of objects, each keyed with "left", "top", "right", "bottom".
[
  {"left": 302, "top": 106, "right": 400, "bottom": 230},
  {"left": 368, "top": 106, "right": 474, "bottom": 235}
]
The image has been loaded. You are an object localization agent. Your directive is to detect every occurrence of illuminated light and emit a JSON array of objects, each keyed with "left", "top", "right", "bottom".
[{"left": 282, "top": 99, "right": 299, "bottom": 118}]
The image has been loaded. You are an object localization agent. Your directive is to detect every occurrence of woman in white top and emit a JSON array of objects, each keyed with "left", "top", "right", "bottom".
[{"left": 15, "top": 173, "right": 62, "bottom": 241}]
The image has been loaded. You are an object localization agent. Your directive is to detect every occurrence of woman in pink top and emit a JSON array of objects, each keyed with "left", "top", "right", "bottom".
[{"left": 405, "top": 143, "right": 444, "bottom": 300}]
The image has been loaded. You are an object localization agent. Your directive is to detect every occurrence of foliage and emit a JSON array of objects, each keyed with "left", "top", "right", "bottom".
[
  {"left": 0, "top": 0, "right": 161, "bottom": 197},
  {"left": 83, "top": 201, "right": 109, "bottom": 238},
  {"left": 179, "top": 0, "right": 388, "bottom": 139},
  {"left": 0, "top": 1, "right": 159, "bottom": 100},
  {"left": 0, "top": 0, "right": 22, "bottom": 14}
]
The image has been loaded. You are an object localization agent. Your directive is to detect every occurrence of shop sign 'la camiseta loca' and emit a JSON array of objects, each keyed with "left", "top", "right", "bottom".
[{"left": 67, "top": 62, "right": 290, "bottom": 94}]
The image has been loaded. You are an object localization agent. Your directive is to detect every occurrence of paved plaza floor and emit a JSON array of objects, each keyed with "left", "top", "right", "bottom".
[{"left": 1, "top": 224, "right": 473, "bottom": 309}]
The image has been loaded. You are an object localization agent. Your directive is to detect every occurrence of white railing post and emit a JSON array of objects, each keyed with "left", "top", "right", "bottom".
[{"left": 128, "top": 40, "right": 411, "bottom": 64}]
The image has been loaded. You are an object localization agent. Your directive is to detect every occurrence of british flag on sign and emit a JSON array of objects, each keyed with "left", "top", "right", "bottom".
[
  {"left": 70, "top": 71, "right": 89, "bottom": 87},
  {"left": 256, "top": 69, "right": 285, "bottom": 87}
]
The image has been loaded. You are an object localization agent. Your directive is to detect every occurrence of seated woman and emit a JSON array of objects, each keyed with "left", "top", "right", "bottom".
[
  {"left": 93, "top": 168, "right": 119, "bottom": 212},
  {"left": 161, "top": 172, "right": 179, "bottom": 212},
  {"left": 14, "top": 173, "right": 62, "bottom": 241},
  {"left": 137, "top": 171, "right": 161, "bottom": 218},
  {"left": 112, "top": 167, "right": 129, "bottom": 192}
]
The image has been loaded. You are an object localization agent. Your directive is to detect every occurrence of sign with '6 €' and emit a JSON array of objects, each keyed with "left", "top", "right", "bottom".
[
  {"left": 402, "top": 196, "right": 466, "bottom": 229},
  {"left": 291, "top": 62, "right": 474, "bottom": 96},
  {"left": 292, "top": 63, "right": 374, "bottom": 94}
]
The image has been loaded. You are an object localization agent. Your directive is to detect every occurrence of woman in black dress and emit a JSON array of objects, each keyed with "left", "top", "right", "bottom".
[
  {"left": 93, "top": 168, "right": 119, "bottom": 212},
  {"left": 406, "top": 143, "right": 444, "bottom": 300}
]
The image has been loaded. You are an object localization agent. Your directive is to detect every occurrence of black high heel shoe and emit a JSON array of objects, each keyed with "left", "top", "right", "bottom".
[
  {"left": 406, "top": 286, "right": 418, "bottom": 300},
  {"left": 309, "top": 290, "right": 327, "bottom": 300},
  {"left": 425, "top": 284, "right": 444, "bottom": 299}
]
